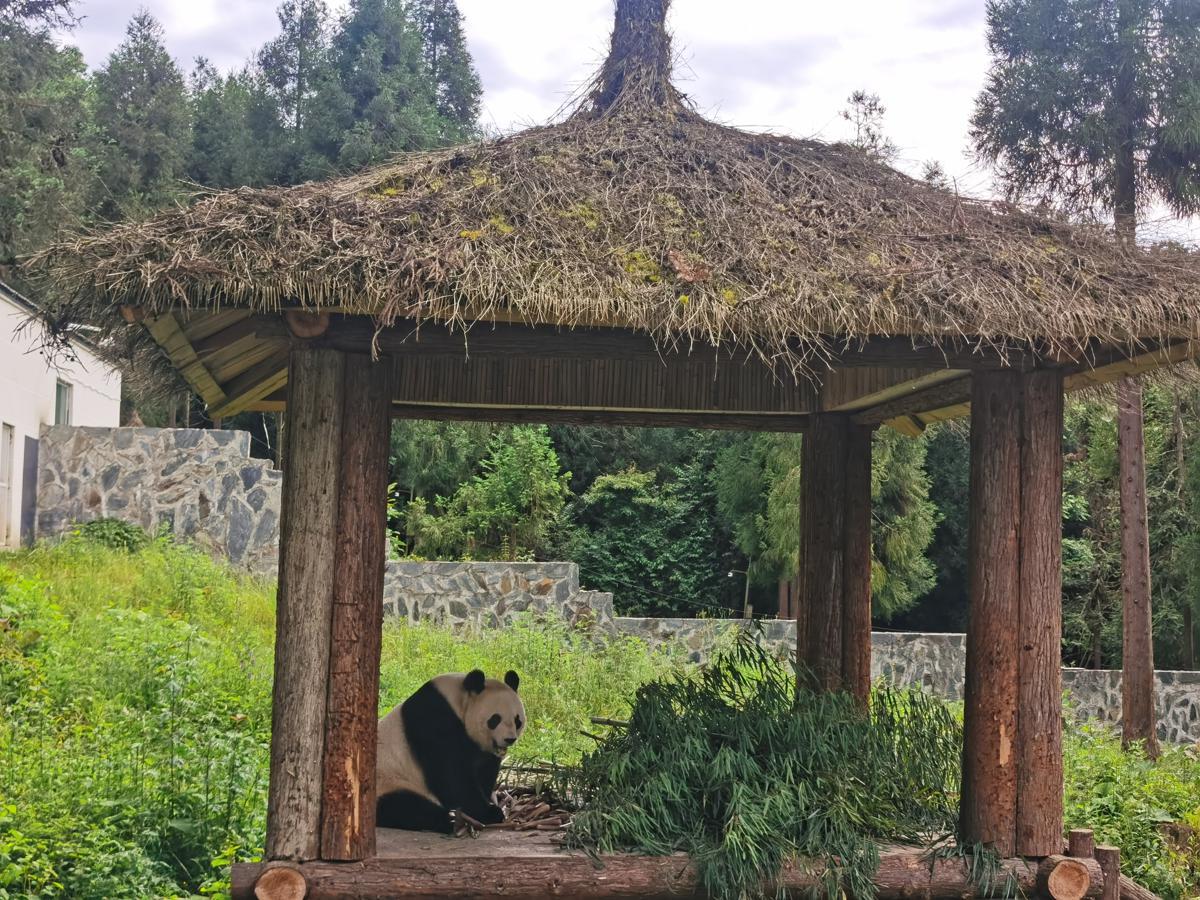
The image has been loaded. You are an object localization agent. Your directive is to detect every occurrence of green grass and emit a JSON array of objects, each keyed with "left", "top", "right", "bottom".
[
  {"left": 0, "top": 533, "right": 681, "bottom": 898},
  {"left": 1, "top": 533, "right": 1198, "bottom": 899}
]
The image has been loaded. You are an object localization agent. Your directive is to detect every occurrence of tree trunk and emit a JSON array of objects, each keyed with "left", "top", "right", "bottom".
[
  {"left": 1112, "top": 0, "right": 1159, "bottom": 759},
  {"left": 1184, "top": 605, "right": 1195, "bottom": 671},
  {"left": 320, "top": 355, "right": 392, "bottom": 860},
  {"left": 1117, "top": 377, "right": 1159, "bottom": 758},
  {"left": 267, "top": 347, "right": 346, "bottom": 860}
]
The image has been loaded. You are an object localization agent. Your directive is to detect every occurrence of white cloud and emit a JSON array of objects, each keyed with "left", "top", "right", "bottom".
[{"left": 55, "top": 0, "right": 1198, "bottom": 241}]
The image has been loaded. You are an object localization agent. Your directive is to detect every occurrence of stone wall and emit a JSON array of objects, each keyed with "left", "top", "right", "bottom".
[
  {"left": 613, "top": 617, "right": 1200, "bottom": 743},
  {"left": 35, "top": 425, "right": 282, "bottom": 575},
  {"left": 383, "top": 561, "right": 614, "bottom": 632}
]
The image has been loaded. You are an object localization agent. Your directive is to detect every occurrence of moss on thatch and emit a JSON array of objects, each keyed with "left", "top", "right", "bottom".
[{"left": 26, "top": 0, "right": 1200, "bottom": 379}]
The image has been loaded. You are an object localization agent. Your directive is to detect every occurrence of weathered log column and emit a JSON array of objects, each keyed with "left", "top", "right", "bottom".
[
  {"left": 321, "top": 355, "right": 393, "bottom": 860},
  {"left": 798, "top": 414, "right": 873, "bottom": 699},
  {"left": 1016, "top": 370, "right": 1064, "bottom": 857},
  {"left": 960, "top": 369, "right": 1064, "bottom": 858},
  {"left": 265, "top": 344, "right": 392, "bottom": 862},
  {"left": 267, "top": 346, "right": 346, "bottom": 861}
]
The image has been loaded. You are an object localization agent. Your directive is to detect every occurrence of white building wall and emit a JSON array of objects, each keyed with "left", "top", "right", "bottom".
[{"left": 0, "top": 288, "right": 122, "bottom": 547}]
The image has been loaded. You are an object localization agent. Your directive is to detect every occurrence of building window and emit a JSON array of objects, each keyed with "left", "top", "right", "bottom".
[{"left": 55, "top": 380, "right": 73, "bottom": 426}]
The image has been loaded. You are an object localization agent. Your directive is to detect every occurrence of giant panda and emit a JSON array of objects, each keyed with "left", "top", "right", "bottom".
[{"left": 376, "top": 669, "right": 525, "bottom": 833}]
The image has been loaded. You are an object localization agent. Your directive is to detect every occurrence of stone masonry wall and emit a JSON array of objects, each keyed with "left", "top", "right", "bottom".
[
  {"left": 613, "top": 618, "right": 1200, "bottom": 743},
  {"left": 35, "top": 425, "right": 282, "bottom": 575},
  {"left": 383, "top": 561, "right": 615, "bottom": 632}
]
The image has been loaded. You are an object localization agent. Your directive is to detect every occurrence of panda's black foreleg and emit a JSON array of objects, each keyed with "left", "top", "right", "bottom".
[
  {"left": 376, "top": 790, "right": 454, "bottom": 834},
  {"left": 460, "top": 793, "right": 505, "bottom": 825}
]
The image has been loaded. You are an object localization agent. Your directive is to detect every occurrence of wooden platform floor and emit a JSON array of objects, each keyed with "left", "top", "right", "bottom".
[{"left": 376, "top": 825, "right": 584, "bottom": 859}]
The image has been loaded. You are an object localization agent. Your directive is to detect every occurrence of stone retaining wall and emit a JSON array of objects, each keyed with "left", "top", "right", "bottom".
[
  {"left": 613, "top": 617, "right": 1200, "bottom": 743},
  {"left": 383, "top": 561, "right": 615, "bottom": 632},
  {"left": 35, "top": 425, "right": 282, "bottom": 575}
]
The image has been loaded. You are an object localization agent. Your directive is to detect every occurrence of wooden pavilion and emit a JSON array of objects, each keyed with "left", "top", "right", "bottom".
[{"left": 32, "top": 0, "right": 1200, "bottom": 897}]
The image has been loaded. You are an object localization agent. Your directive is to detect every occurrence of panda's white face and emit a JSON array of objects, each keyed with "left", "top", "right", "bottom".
[{"left": 462, "top": 670, "right": 526, "bottom": 758}]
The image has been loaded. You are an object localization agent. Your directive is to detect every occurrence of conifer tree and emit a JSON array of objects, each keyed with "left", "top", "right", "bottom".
[
  {"left": 409, "top": 0, "right": 481, "bottom": 139},
  {"left": 330, "top": 0, "right": 443, "bottom": 168},
  {"left": 973, "top": 0, "right": 1200, "bottom": 757},
  {"left": 0, "top": 20, "right": 91, "bottom": 265},
  {"left": 90, "top": 11, "right": 190, "bottom": 221},
  {"left": 188, "top": 60, "right": 279, "bottom": 188}
]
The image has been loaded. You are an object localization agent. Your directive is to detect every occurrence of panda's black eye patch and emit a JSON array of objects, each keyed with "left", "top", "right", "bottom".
[
  {"left": 515, "top": 716, "right": 523, "bottom": 730},
  {"left": 487, "top": 714, "right": 502, "bottom": 730}
]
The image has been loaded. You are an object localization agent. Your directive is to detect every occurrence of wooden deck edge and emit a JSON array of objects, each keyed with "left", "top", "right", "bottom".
[{"left": 230, "top": 847, "right": 1068, "bottom": 900}]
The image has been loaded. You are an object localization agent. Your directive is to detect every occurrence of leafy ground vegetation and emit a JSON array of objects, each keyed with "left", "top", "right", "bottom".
[{"left": 1, "top": 533, "right": 1198, "bottom": 899}]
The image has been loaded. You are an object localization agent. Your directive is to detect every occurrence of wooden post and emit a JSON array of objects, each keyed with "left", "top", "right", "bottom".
[
  {"left": 1017, "top": 370, "right": 1064, "bottom": 857},
  {"left": 798, "top": 415, "right": 872, "bottom": 698},
  {"left": 1095, "top": 846, "right": 1120, "bottom": 900},
  {"left": 267, "top": 346, "right": 346, "bottom": 861},
  {"left": 842, "top": 424, "right": 874, "bottom": 705},
  {"left": 799, "top": 414, "right": 847, "bottom": 691},
  {"left": 321, "top": 355, "right": 392, "bottom": 860},
  {"left": 962, "top": 369, "right": 1065, "bottom": 858},
  {"left": 961, "top": 370, "right": 1022, "bottom": 856},
  {"left": 265, "top": 347, "right": 393, "bottom": 862},
  {"left": 1116, "top": 377, "right": 1159, "bottom": 759},
  {"left": 1068, "top": 829, "right": 1095, "bottom": 859}
]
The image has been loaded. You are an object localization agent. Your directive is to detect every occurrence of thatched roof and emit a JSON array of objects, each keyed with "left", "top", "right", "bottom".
[{"left": 29, "top": 0, "right": 1200, "bottom": 376}]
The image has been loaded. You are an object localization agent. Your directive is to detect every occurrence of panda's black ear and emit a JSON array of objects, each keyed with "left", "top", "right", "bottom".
[
  {"left": 463, "top": 669, "right": 486, "bottom": 694},
  {"left": 504, "top": 670, "right": 520, "bottom": 692}
]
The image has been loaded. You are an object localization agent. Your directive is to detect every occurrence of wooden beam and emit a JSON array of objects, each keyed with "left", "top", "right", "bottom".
[
  {"left": 191, "top": 314, "right": 273, "bottom": 356},
  {"left": 960, "top": 370, "right": 1022, "bottom": 857},
  {"left": 141, "top": 312, "right": 227, "bottom": 407},
  {"left": 207, "top": 345, "right": 291, "bottom": 420},
  {"left": 205, "top": 333, "right": 273, "bottom": 382},
  {"left": 236, "top": 314, "right": 1055, "bottom": 370},
  {"left": 1016, "top": 370, "right": 1064, "bottom": 857},
  {"left": 321, "top": 355, "right": 392, "bottom": 860},
  {"left": 828, "top": 368, "right": 966, "bottom": 412},
  {"left": 1064, "top": 340, "right": 1197, "bottom": 391},
  {"left": 854, "top": 375, "right": 972, "bottom": 425},
  {"left": 177, "top": 308, "right": 254, "bottom": 343},
  {"left": 390, "top": 403, "right": 810, "bottom": 432},
  {"left": 266, "top": 346, "right": 345, "bottom": 862}
]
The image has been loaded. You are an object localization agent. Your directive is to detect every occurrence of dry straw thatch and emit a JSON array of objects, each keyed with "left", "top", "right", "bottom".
[{"left": 28, "top": 0, "right": 1200, "bottom": 377}]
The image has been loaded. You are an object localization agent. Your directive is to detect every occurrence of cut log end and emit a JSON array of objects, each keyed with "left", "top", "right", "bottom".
[
  {"left": 1038, "top": 855, "right": 1101, "bottom": 900},
  {"left": 285, "top": 310, "right": 332, "bottom": 339},
  {"left": 254, "top": 863, "right": 308, "bottom": 900}
]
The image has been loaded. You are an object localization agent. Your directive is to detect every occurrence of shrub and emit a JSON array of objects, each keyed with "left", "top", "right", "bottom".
[
  {"left": 1064, "top": 722, "right": 1200, "bottom": 899},
  {"left": 564, "top": 634, "right": 962, "bottom": 900},
  {"left": 72, "top": 517, "right": 150, "bottom": 552}
]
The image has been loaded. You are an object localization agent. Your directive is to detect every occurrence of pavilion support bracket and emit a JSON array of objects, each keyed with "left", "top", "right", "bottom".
[
  {"left": 960, "top": 370, "right": 1064, "bottom": 858},
  {"left": 797, "top": 414, "right": 873, "bottom": 702},
  {"left": 265, "top": 345, "right": 392, "bottom": 862}
]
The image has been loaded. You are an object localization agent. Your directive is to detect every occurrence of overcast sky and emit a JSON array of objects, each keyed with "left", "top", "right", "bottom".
[{"left": 57, "top": 0, "right": 1198, "bottom": 243}]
